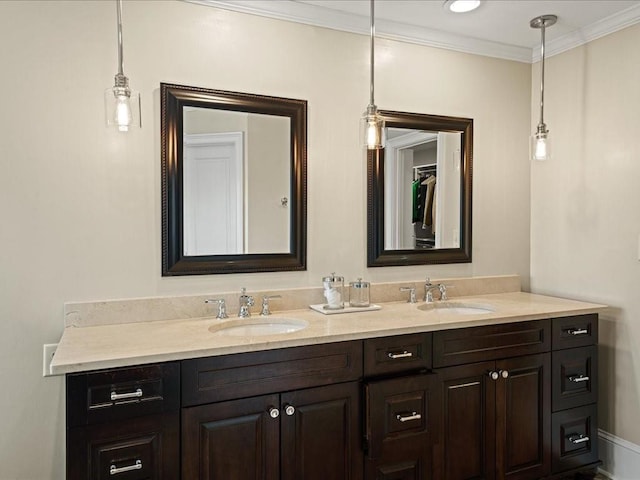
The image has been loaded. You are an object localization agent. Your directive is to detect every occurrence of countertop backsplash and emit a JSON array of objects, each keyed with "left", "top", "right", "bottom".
[{"left": 63, "top": 274, "right": 521, "bottom": 328}]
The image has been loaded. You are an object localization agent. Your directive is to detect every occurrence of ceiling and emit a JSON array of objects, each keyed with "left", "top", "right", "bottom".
[{"left": 192, "top": 0, "right": 640, "bottom": 62}]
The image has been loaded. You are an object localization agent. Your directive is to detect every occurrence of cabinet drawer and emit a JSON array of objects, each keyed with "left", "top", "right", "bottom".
[
  {"left": 66, "top": 412, "right": 179, "bottom": 480},
  {"left": 433, "top": 320, "right": 550, "bottom": 368},
  {"left": 66, "top": 362, "right": 180, "bottom": 427},
  {"left": 552, "top": 314, "right": 598, "bottom": 350},
  {"left": 552, "top": 404, "right": 598, "bottom": 474},
  {"left": 365, "top": 373, "right": 439, "bottom": 459},
  {"left": 364, "top": 333, "right": 431, "bottom": 377},
  {"left": 182, "top": 341, "right": 363, "bottom": 406},
  {"left": 364, "top": 440, "right": 432, "bottom": 480},
  {"left": 552, "top": 346, "right": 598, "bottom": 411}
]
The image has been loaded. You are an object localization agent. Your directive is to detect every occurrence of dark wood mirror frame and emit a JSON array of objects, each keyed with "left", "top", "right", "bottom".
[
  {"left": 367, "top": 110, "right": 473, "bottom": 267},
  {"left": 161, "top": 83, "right": 307, "bottom": 275}
]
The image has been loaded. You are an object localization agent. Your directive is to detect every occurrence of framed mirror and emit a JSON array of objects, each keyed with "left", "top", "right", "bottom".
[
  {"left": 367, "top": 110, "right": 472, "bottom": 267},
  {"left": 161, "top": 83, "right": 307, "bottom": 275}
]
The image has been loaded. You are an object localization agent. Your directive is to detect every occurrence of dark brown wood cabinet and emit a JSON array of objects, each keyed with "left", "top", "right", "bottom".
[
  {"left": 364, "top": 373, "right": 439, "bottom": 479},
  {"left": 434, "top": 354, "right": 550, "bottom": 480},
  {"left": 181, "top": 342, "right": 363, "bottom": 480},
  {"left": 65, "top": 362, "right": 180, "bottom": 480},
  {"left": 66, "top": 315, "right": 599, "bottom": 480},
  {"left": 433, "top": 321, "right": 553, "bottom": 480},
  {"left": 182, "top": 382, "right": 362, "bottom": 480},
  {"left": 551, "top": 315, "right": 600, "bottom": 476},
  {"left": 363, "top": 333, "right": 438, "bottom": 480}
]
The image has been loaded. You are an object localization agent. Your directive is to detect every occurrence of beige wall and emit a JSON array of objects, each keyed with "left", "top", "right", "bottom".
[
  {"left": 530, "top": 23, "right": 640, "bottom": 445},
  {"left": 0, "top": 1, "right": 531, "bottom": 477}
]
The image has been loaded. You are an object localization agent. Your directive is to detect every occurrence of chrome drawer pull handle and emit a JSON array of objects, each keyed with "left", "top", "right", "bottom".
[
  {"left": 110, "top": 460, "right": 142, "bottom": 475},
  {"left": 110, "top": 388, "right": 143, "bottom": 401},
  {"left": 568, "top": 375, "right": 590, "bottom": 383},
  {"left": 396, "top": 411, "right": 421, "bottom": 423},
  {"left": 568, "top": 434, "right": 590, "bottom": 444},
  {"left": 567, "top": 328, "right": 588, "bottom": 336},
  {"left": 449, "top": 381, "right": 480, "bottom": 390},
  {"left": 387, "top": 350, "right": 413, "bottom": 359}
]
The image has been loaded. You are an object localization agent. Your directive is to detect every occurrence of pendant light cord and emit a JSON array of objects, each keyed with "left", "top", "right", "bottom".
[
  {"left": 369, "top": 0, "right": 375, "bottom": 107},
  {"left": 539, "top": 23, "right": 546, "bottom": 126},
  {"left": 117, "top": 0, "right": 124, "bottom": 77}
]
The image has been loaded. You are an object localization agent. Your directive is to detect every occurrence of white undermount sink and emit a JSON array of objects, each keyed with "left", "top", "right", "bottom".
[
  {"left": 417, "top": 302, "right": 495, "bottom": 315},
  {"left": 208, "top": 317, "right": 309, "bottom": 336}
]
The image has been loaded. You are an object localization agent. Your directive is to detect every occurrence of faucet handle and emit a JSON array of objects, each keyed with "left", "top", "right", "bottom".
[
  {"left": 260, "top": 295, "right": 282, "bottom": 316},
  {"left": 205, "top": 298, "right": 228, "bottom": 319},
  {"left": 438, "top": 284, "right": 453, "bottom": 301},
  {"left": 399, "top": 286, "right": 417, "bottom": 304}
]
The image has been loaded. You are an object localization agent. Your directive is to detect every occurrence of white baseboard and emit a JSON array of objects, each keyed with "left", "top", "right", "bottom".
[{"left": 598, "top": 429, "right": 640, "bottom": 479}]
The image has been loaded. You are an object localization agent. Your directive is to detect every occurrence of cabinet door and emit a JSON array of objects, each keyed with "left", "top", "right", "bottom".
[
  {"left": 436, "top": 361, "right": 496, "bottom": 480},
  {"left": 495, "top": 353, "right": 550, "bottom": 480},
  {"left": 280, "top": 382, "right": 362, "bottom": 480},
  {"left": 182, "top": 394, "right": 280, "bottom": 480}
]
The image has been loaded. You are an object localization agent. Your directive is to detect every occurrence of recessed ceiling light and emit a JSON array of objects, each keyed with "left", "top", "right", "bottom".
[{"left": 443, "top": 0, "right": 481, "bottom": 13}]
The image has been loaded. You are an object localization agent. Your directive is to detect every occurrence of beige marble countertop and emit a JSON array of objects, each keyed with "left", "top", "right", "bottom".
[{"left": 51, "top": 291, "right": 605, "bottom": 375}]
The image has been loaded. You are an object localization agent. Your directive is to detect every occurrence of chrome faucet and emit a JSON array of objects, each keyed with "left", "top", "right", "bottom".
[
  {"left": 424, "top": 277, "right": 440, "bottom": 303},
  {"left": 238, "top": 288, "right": 255, "bottom": 318}
]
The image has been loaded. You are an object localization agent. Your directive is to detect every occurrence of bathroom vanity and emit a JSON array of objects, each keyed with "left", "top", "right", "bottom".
[{"left": 54, "top": 290, "right": 603, "bottom": 480}]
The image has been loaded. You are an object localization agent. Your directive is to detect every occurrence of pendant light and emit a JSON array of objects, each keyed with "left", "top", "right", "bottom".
[
  {"left": 105, "top": 0, "right": 140, "bottom": 132},
  {"left": 530, "top": 14, "right": 556, "bottom": 161},
  {"left": 361, "top": 0, "right": 385, "bottom": 150}
]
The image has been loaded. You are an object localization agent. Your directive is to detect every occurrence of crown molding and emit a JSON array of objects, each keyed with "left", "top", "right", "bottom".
[
  {"left": 533, "top": 3, "right": 640, "bottom": 62},
  {"left": 188, "top": 0, "right": 640, "bottom": 64}
]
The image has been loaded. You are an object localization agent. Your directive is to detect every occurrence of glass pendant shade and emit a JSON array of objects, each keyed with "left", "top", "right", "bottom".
[
  {"left": 361, "top": 105, "right": 385, "bottom": 150},
  {"left": 531, "top": 124, "right": 551, "bottom": 161},
  {"left": 530, "top": 14, "right": 556, "bottom": 162},
  {"left": 105, "top": 0, "right": 140, "bottom": 132},
  {"left": 105, "top": 74, "right": 140, "bottom": 132},
  {"left": 361, "top": 0, "right": 385, "bottom": 150}
]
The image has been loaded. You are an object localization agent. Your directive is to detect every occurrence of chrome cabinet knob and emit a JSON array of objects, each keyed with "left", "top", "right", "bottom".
[
  {"left": 284, "top": 405, "right": 295, "bottom": 416},
  {"left": 489, "top": 371, "right": 499, "bottom": 381},
  {"left": 269, "top": 407, "right": 280, "bottom": 419},
  {"left": 500, "top": 370, "right": 509, "bottom": 379}
]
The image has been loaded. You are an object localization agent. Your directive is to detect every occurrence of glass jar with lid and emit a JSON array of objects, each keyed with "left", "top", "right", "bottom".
[
  {"left": 349, "top": 278, "right": 370, "bottom": 307},
  {"left": 322, "top": 272, "right": 344, "bottom": 310}
]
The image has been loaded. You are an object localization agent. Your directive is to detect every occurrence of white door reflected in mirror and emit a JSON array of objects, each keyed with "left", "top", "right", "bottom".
[{"left": 182, "top": 107, "right": 291, "bottom": 255}]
